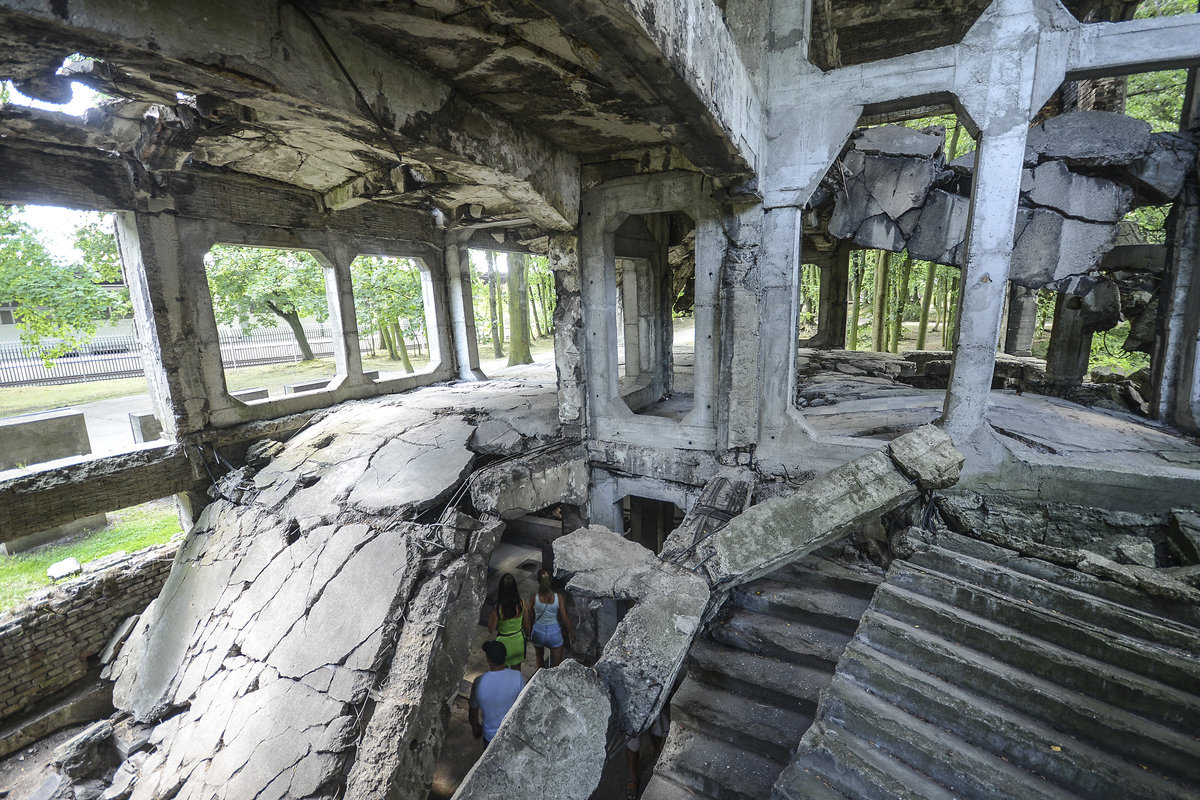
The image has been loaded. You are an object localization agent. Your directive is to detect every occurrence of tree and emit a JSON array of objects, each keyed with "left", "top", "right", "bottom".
[
  {"left": 0, "top": 205, "right": 116, "bottom": 364},
  {"left": 506, "top": 253, "right": 534, "bottom": 366},
  {"left": 351, "top": 256, "right": 425, "bottom": 373},
  {"left": 484, "top": 250, "right": 504, "bottom": 357},
  {"left": 206, "top": 245, "right": 329, "bottom": 360}
]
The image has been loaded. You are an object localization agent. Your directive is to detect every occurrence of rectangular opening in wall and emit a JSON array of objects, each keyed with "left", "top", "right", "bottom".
[
  {"left": 620, "top": 494, "right": 684, "bottom": 555},
  {"left": 204, "top": 244, "right": 336, "bottom": 400},
  {"left": 0, "top": 204, "right": 160, "bottom": 473},
  {"left": 467, "top": 248, "right": 557, "bottom": 376},
  {"left": 614, "top": 212, "right": 696, "bottom": 419},
  {"left": 350, "top": 254, "right": 439, "bottom": 380}
]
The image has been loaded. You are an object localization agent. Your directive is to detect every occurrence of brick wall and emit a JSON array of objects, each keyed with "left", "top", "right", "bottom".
[{"left": 0, "top": 543, "right": 178, "bottom": 725}]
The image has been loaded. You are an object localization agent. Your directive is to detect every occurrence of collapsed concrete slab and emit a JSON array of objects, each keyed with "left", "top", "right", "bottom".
[
  {"left": 450, "top": 660, "right": 610, "bottom": 800},
  {"left": 469, "top": 442, "right": 588, "bottom": 519},
  {"left": 674, "top": 426, "right": 963, "bottom": 587}
]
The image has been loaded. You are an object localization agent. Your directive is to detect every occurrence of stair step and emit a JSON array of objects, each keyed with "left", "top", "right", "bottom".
[
  {"left": 708, "top": 609, "right": 851, "bottom": 669},
  {"left": 731, "top": 579, "right": 870, "bottom": 634},
  {"left": 770, "top": 555, "right": 884, "bottom": 600},
  {"left": 689, "top": 636, "right": 833, "bottom": 713},
  {"left": 838, "top": 639, "right": 1194, "bottom": 800},
  {"left": 768, "top": 760, "right": 849, "bottom": 800},
  {"left": 670, "top": 677, "right": 811, "bottom": 764},
  {"left": 640, "top": 774, "right": 705, "bottom": 800},
  {"left": 783, "top": 723, "right": 960, "bottom": 800},
  {"left": 871, "top": 581, "right": 1200, "bottom": 732},
  {"left": 857, "top": 610, "right": 1200, "bottom": 786},
  {"left": 655, "top": 728, "right": 785, "bottom": 800},
  {"left": 824, "top": 673, "right": 1081, "bottom": 800},
  {"left": 898, "top": 550, "right": 1200, "bottom": 678},
  {"left": 914, "top": 529, "right": 1200, "bottom": 629}
]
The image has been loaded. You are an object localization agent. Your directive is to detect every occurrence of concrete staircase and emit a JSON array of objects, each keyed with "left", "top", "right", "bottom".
[
  {"left": 641, "top": 549, "right": 885, "bottom": 800},
  {"left": 774, "top": 529, "right": 1200, "bottom": 800}
]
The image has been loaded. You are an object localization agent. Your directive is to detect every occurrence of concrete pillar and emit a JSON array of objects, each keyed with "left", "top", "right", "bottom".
[
  {"left": 757, "top": 205, "right": 803, "bottom": 434},
  {"left": 719, "top": 204, "right": 764, "bottom": 450},
  {"left": 586, "top": 468, "right": 623, "bottom": 532},
  {"left": 445, "top": 232, "right": 486, "bottom": 380},
  {"left": 549, "top": 232, "right": 586, "bottom": 437},
  {"left": 1003, "top": 283, "right": 1040, "bottom": 357},
  {"left": 1151, "top": 69, "right": 1200, "bottom": 434},
  {"left": 322, "top": 245, "right": 367, "bottom": 386},
  {"left": 822, "top": 244, "right": 851, "bottom": 349},
  {"left": 1045, "top": 292, "right": 1092, "bottom": 387},
  {"left": 115, "top": 212, "right": 229, "bottom": 438},
  {"left": 942, "top": 125, "right": 1029, "bottom": 442}
]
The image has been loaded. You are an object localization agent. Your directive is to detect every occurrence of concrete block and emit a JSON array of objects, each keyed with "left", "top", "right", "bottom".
[
  {"left": 1026, "top": 111, "right": 1154, "bottom": 167},
  {"left": 1167, "top": 510, "right": 1200, "bottom": 565},
  {"left": 555, "top": 526, "right": 667, "bottom": 602},
  {"left": 0, "top": 513, "right": 108, "bottom": 556},
  {"left": 1120, "top": 131, "right": 1198, "bottom": 203},
  {"left": 1025, "top": 160, "right": 1132, "bottom": 223},
  {"left": 886, "top": 426, "right": 963, "bottom": 490},
  {"left": 0, "top": 409, "right": 91, "bottom": 471},
  {"left": 48, "top": 558, "right": 83, "bottom": 581},
  {"left": 852, "top": 124, "right": 944, "bottom": 159},
  {"left": 1010, "top": 207, "right": 1117, "bottom": 289},
  {"left": 129, "top": 412, "right": 163, "bottom": 444},
  {"left": 230, "top": 388, "right": 269, "bottom": 402},
  {"left": 908, "top": 189, "right": 969, "bottom": 266},
  {"left": 451, "top": 661, "right": 610, "bottom": 800},
  {"left": 283, "top": 378, "right": 331, "bottom": 394}
]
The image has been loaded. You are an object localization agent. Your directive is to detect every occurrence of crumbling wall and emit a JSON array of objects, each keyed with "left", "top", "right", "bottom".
[{"left": 0, "top": 545, "right": 177, "bottom": 727}]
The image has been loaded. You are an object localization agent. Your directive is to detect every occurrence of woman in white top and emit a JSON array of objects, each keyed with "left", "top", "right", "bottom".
[{"left": 523, "top": 569, "right": 575, "bottom": 668}]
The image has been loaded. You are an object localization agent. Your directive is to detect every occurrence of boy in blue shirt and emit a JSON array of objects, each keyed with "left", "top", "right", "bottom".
[{"left": 469, "top": 640, "right": 526, "bottom": 744}]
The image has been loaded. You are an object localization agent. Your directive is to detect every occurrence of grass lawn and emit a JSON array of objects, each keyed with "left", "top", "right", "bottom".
[{"left": 0, "top": 499, "right": 181, "bottom": 613}]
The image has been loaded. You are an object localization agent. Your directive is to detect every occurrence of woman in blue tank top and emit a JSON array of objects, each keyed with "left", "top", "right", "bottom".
[{"left": 523, "top": 569, "right": 575, "bottom": 668}]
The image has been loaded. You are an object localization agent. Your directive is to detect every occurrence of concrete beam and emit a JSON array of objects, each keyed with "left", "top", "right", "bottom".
[
  {"left": 1069, "top": 14, "right": 1200, "bottom": 80},
  {"left": 0, "top": 0, "right": 579, "bottom": 230},
  {"left": 529, "top": 0, "right": 760, "bottom": 181},
  {"left": 0, "top": 446, "right": 206, "bottom": 544}
]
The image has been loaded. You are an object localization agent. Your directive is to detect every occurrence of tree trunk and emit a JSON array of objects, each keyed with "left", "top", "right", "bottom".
[
  {"left": 507, "top": 253, "right": 534, "bottom": 366},
  {"left": 942, "top": 275, "right": 959, "bottom": 350},
  {"left": 890, "top": 252, "right": 913, "bottom": 353},
  {"left": 916, "top": 262, "right": 937, "bottom": 349},
  {"left": 848, "top": 253, "right": 864, "bottom": 351},
  {"left": 486, "top": 251, "right": 504, "bottom": 358},
  {"left": 267, "top": 301, "right": 316, "bottom": 361},
  {"left": 870, "top": 250, "right": 890, "bottom": 352},
  {"left": 528, "top": 285, "right": 545, "bottom": 339},
  {"left": 392, "top": 320, "right": 414, "bottom": 373},
  {"left": 381, "top": 320, "right": 399, "bottom": 360}
]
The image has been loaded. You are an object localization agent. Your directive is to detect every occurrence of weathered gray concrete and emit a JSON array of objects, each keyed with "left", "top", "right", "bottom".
[
  {"left": 0, "top": 410, "right": 92, "bottom": 471},
  {"left": 450, "top": 660, "right": 610, "bottom": 800}
]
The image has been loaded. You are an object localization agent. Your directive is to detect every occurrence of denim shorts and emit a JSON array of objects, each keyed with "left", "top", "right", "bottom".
[{"left": 531, "top": 622, "right": 564, "bottom": 648}]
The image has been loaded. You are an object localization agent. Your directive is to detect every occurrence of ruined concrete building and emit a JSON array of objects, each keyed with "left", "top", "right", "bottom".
[{"left": 1, "top": 0, "right": 1199, "bottom": 799}]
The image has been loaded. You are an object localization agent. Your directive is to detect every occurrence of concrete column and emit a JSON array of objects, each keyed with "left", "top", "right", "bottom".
[
  {"left": 586, "top": 468, "right": 623, "bottom": 532},
  {"left": 1151, "top": 69, "right": 1200, "bottom": 434},
  {"left": 942, "top": 125, "right": 1029, "bottom": 442},
  {"left": 549, "top": 232, "right": 586, "bottom": 436},
  {"left": 1045, "top": 292, "right": 1092, "bottom": 387},
  {"left": 322, "top": 245, "right": 367, "bottom": 386},
  {"left": 822, "top": 244, "right": 851, "bottom": 349},
  {"left": 115, "top": 212, "right": 229, "bottom": 438},
  {"left": 445, "top": 232, "right": 486, "bottom": 380},
  {"left": 620, "top": 260, "right": 640, "bottom": 378},
  {"left": 1003, "top": 283, "right": 1040, "bottom": 357},
  {"left": 756, "top": 205, "right": 803, "bottom": 433},
  {"left": 719, "top": 204, "right": 764, "bottom": 450}
]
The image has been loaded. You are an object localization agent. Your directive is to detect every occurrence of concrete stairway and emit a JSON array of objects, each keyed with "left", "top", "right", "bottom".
[
  {"left": 774, "top": 529, "right": 1200, "bottom": 800},
  {"left": 641, "top": 549, "right": 885, "bottom": 800}
]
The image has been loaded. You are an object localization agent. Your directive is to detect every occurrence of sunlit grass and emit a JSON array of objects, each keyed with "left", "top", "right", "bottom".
[{"left": 0, "top": 499, "right": 181, "bottom": 613}]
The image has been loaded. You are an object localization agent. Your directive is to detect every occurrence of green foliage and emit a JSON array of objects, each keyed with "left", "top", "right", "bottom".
[
  {"left": 0, "top": 501, "right": 180, "bottom": 612},
  {"left": 206, "top": 245, "right": 329, "bottom": 331},
  {"left": 1090, "top": 321, "right": 1151, "bottom": 373},
  {"left": 350, "top": 256, "right": 426, "bottom": 340},
  {"left": 0, "top": 205, "right": 116, "bottom": 363}
]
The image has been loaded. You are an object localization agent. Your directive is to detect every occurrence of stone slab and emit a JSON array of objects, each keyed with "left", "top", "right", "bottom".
[{"left": 0, "top": 409, "right": 91, "bottom": 471}]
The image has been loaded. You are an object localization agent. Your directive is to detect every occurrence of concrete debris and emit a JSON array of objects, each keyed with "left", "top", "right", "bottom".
[
  {"left": 47, "top": 558, "right": 82, "bottom": 581},
  {"left": 851, "top": 125, "right": 945, "bottom": 159},
  {"left": 1167, "top": 510, "right": 1200, "bottom": 565},
  {"left": 907, "top": 189, "right": 969, "bottom": 266},
  {"left": 1120, "top": 131, "right": 1199, "bottom": 203},
  {"left": 1026, "top": 110, "right": 1154, "bottom": 167},
  {"left": 887, "top": 425, "right": 963, "bottom": 490},
  {"left": 52, "top": 721, "right": 114, "bottom": 780},
  {"left": 469, "top": 442, "right": 588, "bottom": 519},
  {"left": 451, "top": 661, "right": 610, "bottom": 800},
  {"left": 555, "top": 525, "right": 677, "bottom": 601},
  {"left": 1010, "top": 207, "right": 1119, "bottom": 289},
  {"left": 1023, "top": 160, "right": 1132, "bottom": 223}
]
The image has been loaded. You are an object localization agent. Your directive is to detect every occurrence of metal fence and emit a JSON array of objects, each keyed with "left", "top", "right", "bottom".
[{"left": 0, "top": 326, "right": 361, "bottom": 387}]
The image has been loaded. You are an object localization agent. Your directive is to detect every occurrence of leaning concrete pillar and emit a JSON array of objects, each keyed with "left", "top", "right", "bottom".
[
  {"left": 1151, "top": 68, "right": 1200, "bottom": 434},
  {"left": 1003, "top": 283, "right": 1040, "bottom": 357},
  {"left": 115, "top": 212, "right": 228, "bottom": 438},
  {"left": 322, "top": 244, "right": 367, "bottom": 387},
  {"left": 1045, "top": 292, "right": 1092, "bottom": 387},
  {"left": 942, "top": 125, "right": 1029, "bottom": 442},
  {"left": 445, "top": 231, "right": 486, "bottom": 380}
]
